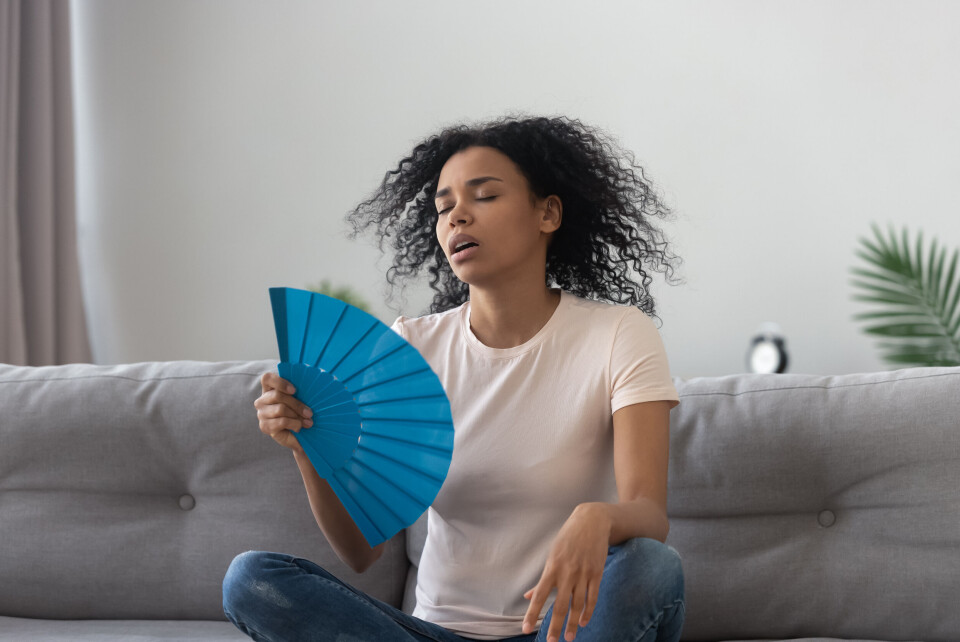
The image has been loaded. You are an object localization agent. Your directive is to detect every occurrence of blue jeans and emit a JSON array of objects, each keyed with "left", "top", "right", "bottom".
[{"left": 222, "top": 537, "right": 685, "bottom": 642}]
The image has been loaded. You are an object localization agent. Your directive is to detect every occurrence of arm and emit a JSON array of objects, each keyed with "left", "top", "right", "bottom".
[
  {"left": 581, "top": 400, "right": 672, "bottom": 544},
  {"left": 256, "top": 370, "right": 386, "bottom": 573},
  {"left": 293, "top": 449, "right": 386, "bottom": 573},
  {"left": 521, "top": 400, "right": 674, "bottom": 637},
  {"left": 292, "top": 317, "right": 409, "bottom": 573}
]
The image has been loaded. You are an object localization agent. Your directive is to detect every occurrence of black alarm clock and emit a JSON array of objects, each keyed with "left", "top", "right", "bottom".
[{"left": 747, "top": 322, "right": 789, "bottom": 374}]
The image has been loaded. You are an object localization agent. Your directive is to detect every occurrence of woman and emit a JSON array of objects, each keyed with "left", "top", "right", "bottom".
[{"left": 224, "top": 113, "right": 686, "bottom": 642}]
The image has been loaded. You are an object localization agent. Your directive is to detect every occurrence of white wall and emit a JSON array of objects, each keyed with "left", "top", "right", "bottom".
[{"left": 71, "top": 0, "right": 960, "bottom": 377}]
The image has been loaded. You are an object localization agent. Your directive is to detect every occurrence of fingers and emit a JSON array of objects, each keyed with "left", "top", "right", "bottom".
[
  {"left": 258, "top": 408, "right": 311, "bottom": 450},
  {"left": 261, "top": 371, "right": 295, "bottom": 395},
  {"left": 521, "top": 587, "right": 542, "bottom": 634},
  {"left": 564, "top": 582, "right": 588, "bottom": 641},
  {"left": 548, "top": 584, "right": 572, "bottom": 642},
  {"left": 258, "top": 406, "right": 310, "bottom": 434},
  {"left": 256, "top": 372, "right": 314, "bottom": 451},
  {"left": 257, "top": 373, "right": 312, "bottom": 417},
  {"left": 580, "top": 576, "right": 599, "bottom": 628},
  {"left": 525, "top": 578, "right": 595, "bottom": 642},
  {"left": 257, "top": 388, "right": 313, "bottom": 420}
]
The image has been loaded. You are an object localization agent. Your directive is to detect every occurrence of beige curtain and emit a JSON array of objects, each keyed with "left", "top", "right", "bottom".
[{"left": 1, "top": 0, "right": 91, "bottom": 366}]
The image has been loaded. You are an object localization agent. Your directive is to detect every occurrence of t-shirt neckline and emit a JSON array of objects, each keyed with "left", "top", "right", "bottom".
[{"left": 460, "top": 289, "right": 568, "bottom": 359}]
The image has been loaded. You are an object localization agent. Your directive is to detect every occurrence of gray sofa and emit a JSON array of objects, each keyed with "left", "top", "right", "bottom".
[{"left": 1, "top": 359, "right": 957, "bottom": 642}]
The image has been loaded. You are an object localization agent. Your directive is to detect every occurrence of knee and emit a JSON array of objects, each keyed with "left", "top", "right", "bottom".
[
  {"left": 608, "top": 538, "right": 684, "bottom": 605},
  {"left": 223, "top": 550, "right": 287, "bottom": 615},
  {"left": 224, "top": 550, "right": 271, "bottom": 590}
]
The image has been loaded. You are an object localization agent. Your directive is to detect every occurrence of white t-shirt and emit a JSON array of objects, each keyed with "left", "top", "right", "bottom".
[{"left": 390, "top": 289, "right": 680, "bottom": 640}]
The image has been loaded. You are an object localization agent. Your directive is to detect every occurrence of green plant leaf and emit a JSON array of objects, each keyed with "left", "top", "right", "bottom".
[
  {"left": 879, "top": 341, "right": 950, "bottom": 357},
  {"left": 863, "top": 323, "right": 945, "bottom": 337},
  {"left": 915, "top": 228, "right": 925, "bottom": 293},
  {"left": 849, "top": 266, "right": 907, "bottom": 284},
  {"left": 875, "top": 339, "right": 944, "bottom": 351},
  {"left": 855, "top": 239, "right": 887, "bottom": 266},
  {"left": 926, "top": 236, "right": 939, "bottom": 301},
  {"left": 882, "top": 344, "right": 959, "bottom": 364},
  {"left": 899, "top": 225, "right": 914, "bottom": 281},
  {"left": 879, "top": 222, "right": 896, "bottom": 256},
  {"left": 852, "top": 310, "right": 934, "bottom": 321},
  {"left": 851, "top": 223, "right": 960, "bottom": 368},
  {"left": 881, "top": 352, "right": 936, "bottom": 365},
  {"left": 873, "top": 251, "right": 910, "bottom": 277},
  {"left": 943, "top": 249, "right": 960, "bottom": 336},
  {"left": 869, "top": 221, "right": 888, "bottom": 251},
  {"left": 852, "top": 296, "right": 924, "bottom": 307},
  {"left": 941, "top": 249, "right": 958, "bottom": 305},
  {"left": 858, "top": 234, "right": 885, "bottom": 258},
  {"left": 850, "top": 284, "right": 924, "bottom": 305},
  {"left": 849, "top": 265, "right": 914, "bottom": 289},
  {"left": 848, "top": 277, "right": 918, "bottom": 295}
]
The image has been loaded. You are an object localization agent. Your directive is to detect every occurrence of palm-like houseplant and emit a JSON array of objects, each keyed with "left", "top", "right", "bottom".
[{"left": 850, "top": 223, "right": 960, "bottom": 367}]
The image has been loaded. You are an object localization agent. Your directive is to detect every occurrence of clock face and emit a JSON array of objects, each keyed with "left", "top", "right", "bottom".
[{"left": 750, "top": 341, "right": 781, "bottom": 374}]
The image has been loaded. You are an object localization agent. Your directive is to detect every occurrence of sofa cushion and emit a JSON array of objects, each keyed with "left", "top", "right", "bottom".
[
  {"left": 0, "top": 360, "right": 408, "bottom": 621},
  {"left": 665, "top": 367, "right": 960, "bottom": 642},
  {"left": 0, "top": 616, "right": 247, "bottom": 641},
  {"left": 0, "top": 617, "right": 894, "bottom": 642}
]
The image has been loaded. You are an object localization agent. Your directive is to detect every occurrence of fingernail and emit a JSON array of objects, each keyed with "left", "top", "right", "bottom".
[
  {"left": 287, "top": 386, "right": 295, "bottom": 394},
  {"left": 304, "top": 419, "right": 313, "bottom": 427},
  {"left": 303, "top": 408, "right": 313, "bottom": 418}
]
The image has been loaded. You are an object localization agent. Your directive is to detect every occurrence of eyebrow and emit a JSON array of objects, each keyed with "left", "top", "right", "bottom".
[{"left": 434, "top": 176, "right": 503, "bottom": 200}]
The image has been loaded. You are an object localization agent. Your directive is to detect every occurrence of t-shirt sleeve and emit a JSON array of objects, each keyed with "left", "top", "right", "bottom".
[
  {"left": 609, "top": 308, "right": 680, "bottom": 414},
  {"left": 389, "top": 316, "right": 406, "bottom": 339}
]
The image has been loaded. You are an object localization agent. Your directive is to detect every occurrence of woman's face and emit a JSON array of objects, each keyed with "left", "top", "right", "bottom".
[{"left": 434, "top": 146, "right": 561, "bottom": 287}]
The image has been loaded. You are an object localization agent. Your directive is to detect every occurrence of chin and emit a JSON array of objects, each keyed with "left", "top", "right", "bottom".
[
  {"left": 446, "top": 263, "right": 477, "bottom": 284},
  {"left": 449, "top": 269, "right": 473, "bottom": 286}
]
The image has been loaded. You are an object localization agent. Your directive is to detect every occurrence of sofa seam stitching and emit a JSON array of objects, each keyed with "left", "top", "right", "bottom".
[
  {"left": 678, "top": 371, "right": 960, "bottom": 398},
  {"left": 0, "top": 372, "right": 267, "bottom": 385}
]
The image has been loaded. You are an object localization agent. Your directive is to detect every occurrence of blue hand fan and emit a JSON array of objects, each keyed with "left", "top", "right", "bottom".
[{"left": 269, "top": 287, "right": 454, "bottom": 547}]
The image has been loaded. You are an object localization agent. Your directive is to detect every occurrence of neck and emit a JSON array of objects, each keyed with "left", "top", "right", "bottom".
[{"left": 467, "top": 279, "right": 561, "bottom": 349}]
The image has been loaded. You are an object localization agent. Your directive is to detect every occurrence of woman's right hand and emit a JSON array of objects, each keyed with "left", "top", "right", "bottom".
[{"left": 255, "top": 371, "right": 314, "bottom": 453}]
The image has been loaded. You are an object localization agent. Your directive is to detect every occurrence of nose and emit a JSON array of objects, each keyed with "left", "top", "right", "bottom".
[{"left": 446, "top": 202, "right": 472, "bottom": 226}]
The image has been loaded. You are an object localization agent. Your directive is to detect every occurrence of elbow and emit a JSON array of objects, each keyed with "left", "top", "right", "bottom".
[
  {"left": 353, "top": 543, "right": 385, "bottom": 574},
  {"left": 352, "top": 555, "right": 375, "bottom": 575},
  {"left": 352, "top": 558, "right": 373, "bottom": 575},
  {"left": 638, "top": 500, "right": 670, "bottom": 543},
  {"left": 658, "top": 516, "right": 670, "bottom": 543},
  {"left": 350, "top": 562, "right": 373, "bottom": 575},
  {"left": 645, "top": 506, "right": 670, "bottom": 544},
  {"left": 650, "top": 505, "right": 670, "bottom": 543}
]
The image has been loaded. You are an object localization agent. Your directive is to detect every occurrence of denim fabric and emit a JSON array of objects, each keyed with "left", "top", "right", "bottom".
[{"left": 222, "top": 537, "right": 684, "bottom": 642}]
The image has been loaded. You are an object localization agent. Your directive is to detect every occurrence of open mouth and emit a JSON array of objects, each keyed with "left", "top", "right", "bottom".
[{"left": 452, "top": 242, "right": 479, "bottom": 255}]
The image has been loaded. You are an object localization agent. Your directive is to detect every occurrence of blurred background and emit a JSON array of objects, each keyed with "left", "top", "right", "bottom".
[{"left": 5, "top": 0, "right": 960, "bottom": 377}]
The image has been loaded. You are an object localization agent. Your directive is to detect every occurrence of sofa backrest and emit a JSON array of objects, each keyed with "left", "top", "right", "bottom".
[
  {"left": 661, "top": 366, "right": 960, "bottom": 641},
  {"left": 3, "top": 360, "right": 958, "bottom": 642},
  {"left": 0, "top": 360, "right": 409, "bottom": 620}
]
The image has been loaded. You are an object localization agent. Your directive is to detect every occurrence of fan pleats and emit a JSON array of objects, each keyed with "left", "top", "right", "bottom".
[{"left": 270, "top": 287, "right": 454, "bottom": 547}]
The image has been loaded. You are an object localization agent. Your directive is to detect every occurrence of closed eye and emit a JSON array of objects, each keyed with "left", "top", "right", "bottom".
[{"left": 437, "top": 196, "right": 496, "bottom": 216}]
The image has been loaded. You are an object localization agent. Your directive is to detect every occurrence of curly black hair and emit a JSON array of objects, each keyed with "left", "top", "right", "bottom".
[{"left": 345, "top": 111, "right": 684, "bottom": 324}]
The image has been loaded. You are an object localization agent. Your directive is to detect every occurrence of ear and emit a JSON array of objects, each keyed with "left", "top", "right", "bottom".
[{"left": 539, "top": 195, "right": 562, "bottom": 234}]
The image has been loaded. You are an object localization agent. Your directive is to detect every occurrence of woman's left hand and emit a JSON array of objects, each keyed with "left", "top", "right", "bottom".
[{"left": 521, "top": 503, "right": 611, "bottom": 642}]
